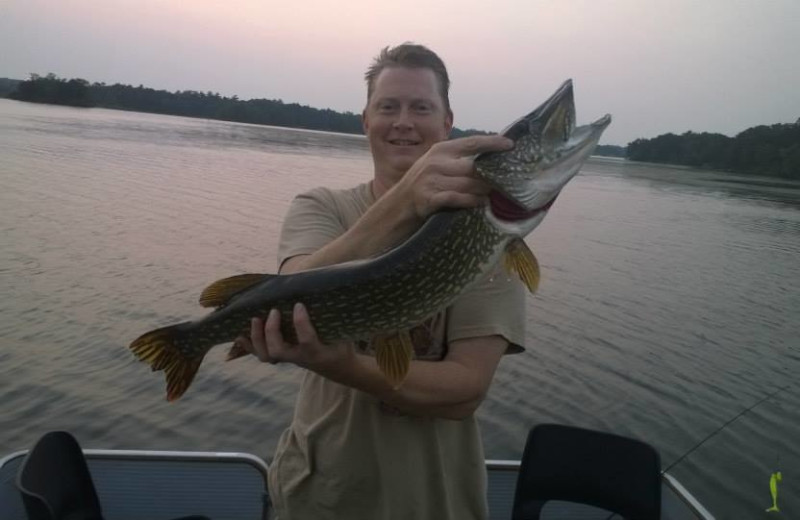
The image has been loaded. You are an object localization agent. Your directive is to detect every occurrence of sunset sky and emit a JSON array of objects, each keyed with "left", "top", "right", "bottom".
[{"left": 2, "top": 0, "right": 798, "bottom": 145}]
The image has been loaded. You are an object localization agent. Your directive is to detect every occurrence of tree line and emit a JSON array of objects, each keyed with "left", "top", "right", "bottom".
[
  {"left": 594, "top": 144, "right": 626, "bottom": 158},
  {"left": 0, "top": 77, "right": 21, "bottom": 97},
  {"left": 5, "top": 74, "right": 798, "bottom": 177},
  {"left": 627, "top": 124, "right": 800, "bottom": 179},
  {"left": 4, "top": 73, "right": 482, "bottom": 137}
]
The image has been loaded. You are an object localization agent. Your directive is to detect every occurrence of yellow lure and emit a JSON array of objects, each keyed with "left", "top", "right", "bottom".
[{"left": 765, "top": 471, "right": 782, "bottom": 513}]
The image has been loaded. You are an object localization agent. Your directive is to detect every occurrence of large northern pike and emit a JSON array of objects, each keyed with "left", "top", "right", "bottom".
[{"left": 130, "top": 80, "right": 611, "bottom": 401}]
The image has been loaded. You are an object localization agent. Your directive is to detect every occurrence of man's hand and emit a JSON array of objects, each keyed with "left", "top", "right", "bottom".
[
  {"left": 392, "top": 134, "right": 514, "bottom": 221},
  {"left": 242, "top": 303, "right": 357, "bottom": 377}
]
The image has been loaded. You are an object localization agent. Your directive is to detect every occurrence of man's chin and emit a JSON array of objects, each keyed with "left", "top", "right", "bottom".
[
  {"left": 395, "top": 158, "right": 420, "bottom": 174},
  {"left": 382, "top": 153, "right": 419, "bottom": 173}
]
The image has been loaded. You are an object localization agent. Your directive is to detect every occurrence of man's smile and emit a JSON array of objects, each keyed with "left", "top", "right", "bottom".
[{"left": 388, "top": 139, "right": 421, "bottom": 146}]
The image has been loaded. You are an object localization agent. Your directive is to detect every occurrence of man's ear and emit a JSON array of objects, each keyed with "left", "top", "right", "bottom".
[
  {"left": 362, "top": 108, "right": 369, "bottom": 133},
  {"left": 444, "top": 108, "right": 454, "bottom": 137}
]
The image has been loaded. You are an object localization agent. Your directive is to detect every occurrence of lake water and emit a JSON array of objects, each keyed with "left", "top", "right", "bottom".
[{"left": 1, "top": 98, "right": 798, "bottom": 518}]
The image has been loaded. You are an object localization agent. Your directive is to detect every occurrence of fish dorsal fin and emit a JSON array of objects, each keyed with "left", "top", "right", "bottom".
[
  {"left": 199, "top": 273, "right": 275, "bottom": 308},
  {"left": 374, "top": 331, "right": 414, "bottom": 390},
  {"left": 503, "top": 238, "right": 540, "bottom": 293}
]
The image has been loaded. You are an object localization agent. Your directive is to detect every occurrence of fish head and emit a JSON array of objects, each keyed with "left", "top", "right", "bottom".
[{"left": 474, "top": 79, "right": 611, "bottom": 236}]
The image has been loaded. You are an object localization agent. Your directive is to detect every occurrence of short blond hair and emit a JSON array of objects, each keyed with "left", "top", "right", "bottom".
[{"left": 365, "top": 43, "right": 451, "bottom": 112}]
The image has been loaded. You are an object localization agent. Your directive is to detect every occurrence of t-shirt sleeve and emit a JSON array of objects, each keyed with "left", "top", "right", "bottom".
[
  {"left": 278, "top": 187, "right": 345, "bottom": 269},
  {"left": 445, "top": 257, "right": 527, "bottom": 354}
]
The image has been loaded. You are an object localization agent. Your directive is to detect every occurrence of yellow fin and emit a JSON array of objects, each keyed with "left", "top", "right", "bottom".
[
  {"left": 198, "top": 273, "right": 274, "bottom": 308},
  {"left": 164, "top": 356, "right": 203, "bottom": 402},
  {"left": 374, "top": 331, "right": 414, "bottom": 389},
  {"left": 503, "top": 238, "right": 540, "bottom": 293},
  {"left": 225, "top": 335, "right": 250, "bottom": 361},
  {"left": 129, "top": 322, "right": 206, "bottom": 401}
]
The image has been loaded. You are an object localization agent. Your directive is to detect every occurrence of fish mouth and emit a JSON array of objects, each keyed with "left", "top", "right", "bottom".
[
  {"left": 489, "top": 191, "right": 556, "bottom": 221},
  {"left": 481, "top": 78, "right": 611, "bottom": 214},
  {"left": 499, "top": 79, "right": 577, "bottom": 144}
]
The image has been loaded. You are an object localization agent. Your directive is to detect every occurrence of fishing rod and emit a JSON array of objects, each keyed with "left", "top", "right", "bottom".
[{"left": 662, "top": 383, "right": 791, "bottom": 475}]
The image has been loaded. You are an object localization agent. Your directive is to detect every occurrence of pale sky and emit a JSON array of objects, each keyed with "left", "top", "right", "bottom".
[{"left": 2, "top": 0, "right": 798, "bottom": 145}]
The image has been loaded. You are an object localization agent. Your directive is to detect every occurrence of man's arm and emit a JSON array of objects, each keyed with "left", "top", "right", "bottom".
[
  {"left": 325, "top": 336, "right": 508, "bottom": 420},
  {"left": 249, "top": 304, "right": 507, "bottom": 420},
  {"left": 283, "top": 135, "right": 512, "bottom": 272}
]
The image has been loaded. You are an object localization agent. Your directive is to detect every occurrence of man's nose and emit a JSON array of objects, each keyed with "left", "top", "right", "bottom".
[{"left": 392, "top": 108, "right": 413, "bottom": 130}]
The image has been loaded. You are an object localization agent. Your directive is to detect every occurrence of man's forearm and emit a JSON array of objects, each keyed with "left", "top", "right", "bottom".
[
  {"left": 325, "top": 356, "right": 482, "bottom": 419},
  {"left": 283, "top": 185, "right": 422, "bottom": 272},
  {"left": 318, "top": 337, "right": 507, "bottom": 420}
]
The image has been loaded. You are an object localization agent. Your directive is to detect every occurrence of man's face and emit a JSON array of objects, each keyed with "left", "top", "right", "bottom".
[{"left": 363, "top": 67, "right": 453, "bottom": 181}]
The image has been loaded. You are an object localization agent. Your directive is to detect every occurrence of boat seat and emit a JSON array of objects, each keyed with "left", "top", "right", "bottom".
[
  {"left": 15, "top": 431, "right": 209, "bottom": 520},
  {"left": 511, "top": 423, "right": 662, "bottom": 520}
]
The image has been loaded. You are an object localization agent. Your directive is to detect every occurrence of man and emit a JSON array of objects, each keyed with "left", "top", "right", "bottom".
[{"left": 241, "top": 43, "right": 526, "bottom": 519}]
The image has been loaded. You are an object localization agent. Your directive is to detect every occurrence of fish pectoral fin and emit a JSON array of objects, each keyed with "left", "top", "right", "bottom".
[
  {"left": 374, "top": 331, "right": 414, "bottom": 390},
  {"left": 199, "top": 273, "right": 276, "bottom": 308},
  {"left": 225, "top": 334, "right": 251, "bottom": 361},
  {"left": 503, "top": 238, "right": 540, "bottom": 293}
]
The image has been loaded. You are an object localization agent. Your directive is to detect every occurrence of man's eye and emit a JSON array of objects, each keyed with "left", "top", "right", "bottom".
[
  {"left": 415, "top": 104, "right": 431, "bottom": 113},
  {"left": 378, "top": 103, "right": 396, "bottom": 112}
]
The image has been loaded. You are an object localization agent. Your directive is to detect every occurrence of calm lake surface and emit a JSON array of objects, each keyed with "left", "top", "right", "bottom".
[{"left": 1, "top": 99, "right": 798, "bottom": 518}]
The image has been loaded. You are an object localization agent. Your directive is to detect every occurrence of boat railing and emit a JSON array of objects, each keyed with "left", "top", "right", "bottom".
[{"left": 1, "top": 450, "right": 713, "bottom": 519}]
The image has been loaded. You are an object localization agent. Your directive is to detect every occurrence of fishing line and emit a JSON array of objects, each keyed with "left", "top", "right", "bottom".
[{"left": 662, "top": 383, "right": 791, "bottom": 474}]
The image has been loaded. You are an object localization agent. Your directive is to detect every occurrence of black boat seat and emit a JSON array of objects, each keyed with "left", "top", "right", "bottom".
[
  {"left": 16, "top": 431, "right": 209, "bottom": 520},
  {"left": 511, "top": 423, "right": 662, "bottom": 520}
]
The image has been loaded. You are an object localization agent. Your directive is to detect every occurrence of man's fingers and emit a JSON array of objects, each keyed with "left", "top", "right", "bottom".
[
  {"left": 250, "top": 311, "right": 283, "bottom": 364},
  {"left": 263, "top": 309, "right": 283, "bottom": 364},
  {"left": 439, "top": 135, "right": 514, "bottom": 157},
  {"left": 292, "top": 303, "right": 320, "bottom": 345},
  {"left": 430, "top": 191, "right": 489, "bottom": 211},
  {"left": 250, "top": 316, "right": 265, "bottom": 343},
  {"left": 249, "top": 316, "right": 270, "bottom": 362},
  {"left": 434, "top": 174, "right": 491, "bottom": 196}
]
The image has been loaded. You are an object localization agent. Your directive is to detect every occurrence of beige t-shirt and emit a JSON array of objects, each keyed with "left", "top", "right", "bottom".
[{"left": 267, "top": 182, "right": 526, "bottom": 520}]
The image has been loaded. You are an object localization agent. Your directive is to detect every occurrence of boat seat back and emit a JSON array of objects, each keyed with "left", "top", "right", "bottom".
[
  {"left": 512, "top": 423, "right": 662, "bottom": 520},
  {"left": 7, "top": 431, "right": 262, "bottom": 520},
  {"left": 15, "top": 431, "right": 104, "bottom": 520}
]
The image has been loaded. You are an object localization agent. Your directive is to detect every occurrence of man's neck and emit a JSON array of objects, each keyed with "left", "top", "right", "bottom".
[{"left": 371, "top": 167, "right": 405, "bottom": 201}]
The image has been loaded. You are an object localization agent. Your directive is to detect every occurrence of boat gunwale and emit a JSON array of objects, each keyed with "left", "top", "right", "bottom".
[
  {"left": 2, "top": 451, "right": 714, "bottom": 519},
  {"left": 2, "top": 448, "right": 269, "bottom": 472},
  {"left": 662, "top": 472, "right": 716, "bottom": 520}
]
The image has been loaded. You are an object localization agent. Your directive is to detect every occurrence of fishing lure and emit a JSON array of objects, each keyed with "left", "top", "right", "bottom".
[
  {"left": 663, "top": 384, "right": 791, "bottom": 515},
  {"left": 766, "top": 470, "right": 782, "bottom": 513}
]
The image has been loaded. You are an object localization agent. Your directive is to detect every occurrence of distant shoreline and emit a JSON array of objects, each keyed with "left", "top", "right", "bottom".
[
  {"left": 0, "top": 74, "right": 489, "bottom": 139},
  {"left": 4, "top": 74, "right": 797, "bottom": 177}
]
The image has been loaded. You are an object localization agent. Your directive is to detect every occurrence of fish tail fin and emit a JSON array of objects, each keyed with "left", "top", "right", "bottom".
[
  {"left": 374, "top": 331, "right": 414, "bottom": 390},
  {"left": 129, "top": 322, "right": 206, "bottom": 402}
]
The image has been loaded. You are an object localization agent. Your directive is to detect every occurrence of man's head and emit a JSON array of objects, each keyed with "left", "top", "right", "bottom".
[
  {"left": 365, "top": 43, "right": 451, "bottom": 113},
  {"left": 363, "top": 43, "right": 454, "bottom": 186}
]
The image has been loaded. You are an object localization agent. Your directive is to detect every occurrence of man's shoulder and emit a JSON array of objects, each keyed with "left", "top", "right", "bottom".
[
  {"left": 292, "top": 182, "right": 373, "bottom": 228},
  {"left": 297, "top": 182, "right": 372, "bottom": 206}
]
